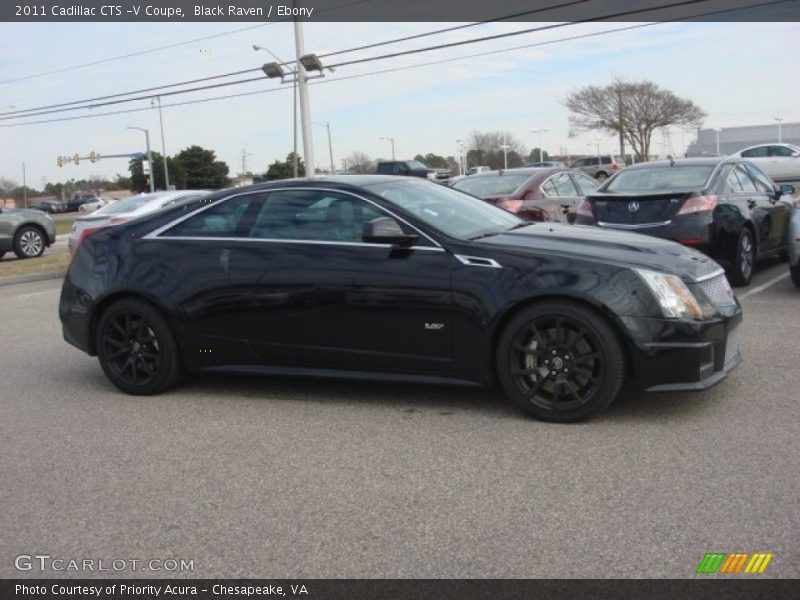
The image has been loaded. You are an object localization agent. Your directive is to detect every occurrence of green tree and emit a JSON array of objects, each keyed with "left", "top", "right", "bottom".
[
  {"left": 175, "top": 145, "right": 230, "bottom": 189},
  {"left": 413, "top": 153, "right": 449, "bottom": 168},
  {"left": 265, "top": 152, "right": 305, "bottom": 180},
  {"left": 527, "top": 148, "right": 550, "bottom": 163},
  {"left": 129, "top": 151, "right": 164, "bottom": 193}
]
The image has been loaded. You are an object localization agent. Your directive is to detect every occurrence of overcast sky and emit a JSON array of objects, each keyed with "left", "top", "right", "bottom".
[{"left": 0, "top": 20, "right": 798, "bottom": 187}]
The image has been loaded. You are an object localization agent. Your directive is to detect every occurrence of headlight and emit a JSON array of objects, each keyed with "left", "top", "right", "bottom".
[{"left": 634, "top": 269, "right": 703, "bottom": 318}]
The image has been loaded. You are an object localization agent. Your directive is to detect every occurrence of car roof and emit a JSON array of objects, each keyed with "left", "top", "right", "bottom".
[
  {"left": 623, "top": 157, "right": 733, "bottom": 170},
  {"left": 453, "top": 167, "right": 569, "bottom": 178}
]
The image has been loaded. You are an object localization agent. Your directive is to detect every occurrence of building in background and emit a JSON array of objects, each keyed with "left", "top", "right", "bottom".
[{"left": 686, "top": 122, "right": 800, "bottom": 157}]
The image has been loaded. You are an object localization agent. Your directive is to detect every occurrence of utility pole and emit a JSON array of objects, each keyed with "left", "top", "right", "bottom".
[
  {"left": 313, "top": 122, "right": 334, "bottom": 173},
  {"left": 153, "top": 96, "right": 170, "bottom": 189},
  {"left": 127, "top": 126, "right": 155, "bottom": 193},
  {"left": 380, "top": 137, "right": 396, "bottom": 160},
  {"left": 500, "top": 133, "right": 510, "bottom": 169},
  {"left": 293, "top": 17, "right": 315, "bottom": 176},
  {"left": 241, "top": 148, "right": 253, "bottom": 175},
  {"left": 775, "top": 116, "right": 784, "bottom": 143},
  {"left": 617, "top": 81, "right": 625, "bottom": 162}
]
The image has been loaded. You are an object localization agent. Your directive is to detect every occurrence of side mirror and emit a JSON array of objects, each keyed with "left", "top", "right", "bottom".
[
  {"left": 779, "top": 183, "right": 795, "bottom": 196},
  {"left": 362, "top": 217, "right": 418, "bottom": 247}
]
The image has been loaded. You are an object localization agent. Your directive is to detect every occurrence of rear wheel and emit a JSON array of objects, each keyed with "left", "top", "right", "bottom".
[
  {"left": 727, "top": 229, "right": 755, "bottom": 287},
  {"left": 0, "top": 251, "right": 5, "bottom": 260},
  {"left": 496, "top": 301, "right": 625, "bottom": 422},
  {"left": 96, "top": 298, "right": 182, "bottom": 395},
  {"left": 595, "top": 171, "right": 608, "bottom": 181},
  {"left": 13, "top": 226, "right": 45, "bottom": 259}
]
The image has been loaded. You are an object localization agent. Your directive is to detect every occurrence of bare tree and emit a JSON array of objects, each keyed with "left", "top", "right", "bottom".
[
  {"left": 465, "top": 131, "right": 526, "bottom": 169},
  {"left": 345, "top": 151, "right": 374, "bottom": 174},
  {"left": 564, "top": 78, "right": 706, "bottom": 161}
]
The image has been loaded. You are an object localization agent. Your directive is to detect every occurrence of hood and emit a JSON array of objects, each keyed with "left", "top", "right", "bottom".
[
  {"left": 3, "top": 208, "right": 48, "bottom": 217},
  {"left": 477, "top": 223, "right": 720, "bottom": 282}
]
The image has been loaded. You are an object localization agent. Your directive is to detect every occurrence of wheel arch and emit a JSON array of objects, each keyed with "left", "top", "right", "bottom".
[
  {"left": 88, "top": 290, "right": 176, "bottom": 356},
  {"left": 15, "top": 222, "right": 50, "bottom": 247}
]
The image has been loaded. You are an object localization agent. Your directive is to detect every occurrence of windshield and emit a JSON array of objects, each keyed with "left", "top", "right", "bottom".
[
  {"left": 604, "top": 165, "right": 715, "bottom": 192},
  {"left": 364, "top": 179, "right": 523, "bottom": 240},
  {"left": 98, "top": 194, "right": 156, "bottom": 215},
  {"left": 452, "top": 174, "right": 530, "bottom": 198},
  {"left": 407, "top": 160, "right": 428, "bottom": 170}
]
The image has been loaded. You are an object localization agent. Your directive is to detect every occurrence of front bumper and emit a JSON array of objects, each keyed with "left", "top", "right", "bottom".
[{"left": 621, "top": 309, "right": 743, "bottom": 392}]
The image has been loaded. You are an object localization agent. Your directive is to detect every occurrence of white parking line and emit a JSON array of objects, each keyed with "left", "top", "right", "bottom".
[
  {"left": 739, "top": 272, "right": 790, "bottom": 299},
  {"left": 16, "top": 288, "right": 60, "bottom": 299}
]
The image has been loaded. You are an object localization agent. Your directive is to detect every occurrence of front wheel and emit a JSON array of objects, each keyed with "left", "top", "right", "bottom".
[
  {"left": 727, "top": 229, "right": 755, "bottom": 287},
  {"left": 595, "top": 172, "right": 608, "bottom": 181},
  {"left": 96, "top": 298, "right": 182, "bottom": 395},
  {"left": 496, "top": 301, "right": 625, "bottom": 422},
  {"left": 13, "top": 226, "right": 45, "bottom": 258}
]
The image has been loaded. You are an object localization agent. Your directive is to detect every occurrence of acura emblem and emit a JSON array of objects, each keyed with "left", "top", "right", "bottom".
[{"left": 628, "top": 201, "right": 640, "bottom": 213}]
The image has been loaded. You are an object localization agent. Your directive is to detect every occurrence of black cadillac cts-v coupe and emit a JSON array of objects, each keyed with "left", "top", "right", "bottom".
[{"left": 60, "top": 176, "right": 742, "bottom": 421}]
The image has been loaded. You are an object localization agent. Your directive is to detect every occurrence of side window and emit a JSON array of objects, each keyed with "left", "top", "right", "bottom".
[
  {"left": 540, "top": 178, "right": 559, "bottom": 196},
  {"left": 573, "top": 172, "right": 599, "bottom": 195},
  {"left": 741, "top": 146, "right": 768, "bottom": 158},
  {"left": 550, "top": 173, "right": 579, "bottom": 196},
  {"left": 572, "top": 159, "right": 585, "bottom": 168},
  {"left": 730, "top": 165, "right": 757, "bottom": 193},
  {"left": 744, "top": 163, "right": 775, "bottom": 193},
  {"left": 163, "top": 194, "right": 260, "bottom": 237},
  {"left": 248, "top": 190, "right": 388, "bottom": 243},
  {"left": 769, "top": 145, "right": 793, "bottom": 157},
  {"left": 601, "top": 156, "right": 611, "bottom": 165}
]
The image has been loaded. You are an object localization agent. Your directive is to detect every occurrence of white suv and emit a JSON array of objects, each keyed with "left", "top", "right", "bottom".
[{"left": 571, "top": 155, "right": 625, "bottom": 180}]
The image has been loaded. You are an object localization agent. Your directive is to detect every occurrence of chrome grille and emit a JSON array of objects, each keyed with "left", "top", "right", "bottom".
[{"left": 698, "top": 273, "right": 736, "bottom": 308}]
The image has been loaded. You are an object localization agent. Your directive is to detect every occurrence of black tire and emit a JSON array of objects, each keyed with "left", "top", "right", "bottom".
[
  {"left": 0, "top": 251, "right": 5, "bottom": 261},
  {"left": 13, "top": 226, "right": 46, "bottom": 259},
  {"left": 95, "top": 298, "right": 182, "bottom": 395},
  {"left": 791, "top": 264, "right": 800, "bottom": 288},
  {"left": 595, "top": 171, "right": 609, "bottom": 181},
  {"left": 496, "top": 300, "right": 625, "bottom": 422},
  {"left": 727, "top": 228, "right": 755, "bottom": 287}
]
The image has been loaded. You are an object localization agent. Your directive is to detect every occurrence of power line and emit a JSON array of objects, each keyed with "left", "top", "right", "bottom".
[
  {"left": 0, "top": 0, "right": 375, "bottom": 86},
  {"left": 0, "top": 0, "right": 590, "bottom": 119},
  {"left": 325, "top": 0, "right": 718, "bottom": 70},
  {"left": 3, "top": 0, "right": 785, "bottom": 130}
]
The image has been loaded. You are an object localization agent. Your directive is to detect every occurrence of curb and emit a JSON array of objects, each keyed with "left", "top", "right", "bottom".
[{"left": 0, "top": 270, "right": 65, "bottom": 287}]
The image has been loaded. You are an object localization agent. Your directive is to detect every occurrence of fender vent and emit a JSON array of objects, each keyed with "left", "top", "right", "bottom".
[{"left": 454, "top": 255, "right": 502, "bottom": 269}]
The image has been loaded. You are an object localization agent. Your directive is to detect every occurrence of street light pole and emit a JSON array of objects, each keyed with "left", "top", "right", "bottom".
[
  {"left": 313, "top": 122, "right": 334, "bottom": 173},
  {"left": 775, "top": 116, "right": 784, "bottom": 143},
  {"left": 500, "top": 133, "right": 510, "bottom": 170},
  {"left": 380, "top": 137, "right": 395, "bottom": 160},
  {"left": 152, "top": 96, "right": 170, "bottom": 189},
  {"left": 713, "top": 128, "right": 721, "bottom": 155},
  {"left": 531, "top": 128, "right": 550, "bottom": 162},
  {"left": 127, "top": 126, "right": 154, "bottom": 193},
  {"left": 22, "top": 162, "right": 27, "bottom": 208},
  {"left": 456, "top": 139, "right": 464, "bottom": 175},
  {"left": 293, "top": 20, "right": 316, "bottom": 176}
]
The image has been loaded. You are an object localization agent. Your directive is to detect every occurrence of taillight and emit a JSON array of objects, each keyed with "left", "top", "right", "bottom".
[
  {"left": 677, "top": 194, "right": 718, "bottom": 216},
  {"left": 70, "top": 225, "right": 108, "bottom": 256},
  {"left": 612, "top": 163, "right": 621, "bottom": 170},
  {"left": 496, "top": 198, "right": 522, "bottom": 213},
  {"left": 576, "top": 199, "right": 594, "bottom": 219}
]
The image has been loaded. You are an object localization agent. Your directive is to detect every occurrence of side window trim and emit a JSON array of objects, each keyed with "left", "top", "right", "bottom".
[{"left": 144, "top": 187, "right": 442, "bottom": 248}]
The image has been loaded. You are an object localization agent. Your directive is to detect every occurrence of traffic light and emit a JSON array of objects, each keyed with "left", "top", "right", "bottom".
[
  {"left": 73, "top": 153, "right": 80, "bottom": 165},
  {"left": 57, "top": 156, "right": 63, "bottom": 167},
  {"left": 89, "top": 151, "right": 97, "bottom": 163}
]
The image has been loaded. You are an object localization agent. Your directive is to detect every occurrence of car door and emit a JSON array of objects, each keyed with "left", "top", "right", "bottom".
[
  {"left": 728, "top": 163, "right": 781, "bottom": 254},
  {"left": 744, "top": 162, "right": 790, "bottom": 251},
  {"left": 539, "top": 172, "right": 582, "bottom": 223},
  {"left": 767, "top": 145, "right": 800, "bottom": 181},
  {"left": 220, "top": 188, "right": 456, "bottom": 375}
]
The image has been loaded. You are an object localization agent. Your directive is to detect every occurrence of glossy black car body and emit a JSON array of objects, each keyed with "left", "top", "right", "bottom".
[
  {"left": 575, "top": 157, "right": 794, "bottom": 286},
  {"left": 60, "top": 176, "right": 743, "bottom": 421}
]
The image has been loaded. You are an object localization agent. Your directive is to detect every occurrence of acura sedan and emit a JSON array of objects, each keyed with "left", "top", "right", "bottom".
[
  {"left": 60, "top": 177, "right": 742, "bottom": 422},
  {"left": 451, "top": 167, "right": 599, "bottom": 223},
  {"left": 575, "top": 157, "right": 794, "bottom": 286}
]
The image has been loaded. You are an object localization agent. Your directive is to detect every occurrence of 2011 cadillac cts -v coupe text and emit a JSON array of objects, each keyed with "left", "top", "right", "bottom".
[{"left": 60, "top": 176, "right": 743, "bottom": 421}]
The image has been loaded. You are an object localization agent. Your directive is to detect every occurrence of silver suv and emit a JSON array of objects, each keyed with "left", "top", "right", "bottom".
[{"left": 571, "top": 155, "right": 625, "bottom": 180}]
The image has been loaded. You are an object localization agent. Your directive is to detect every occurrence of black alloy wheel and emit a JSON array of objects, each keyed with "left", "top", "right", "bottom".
[
  {"left": 497, "top": 301, "right": 624, "bottom": 422},
  {"left": 729, "top": 229, "right": 755, "bottom": 287},
  {"left": 96, "top": 298, "right": 181, "bottom": 395},
  {"left": 13, "top": 226, "right": 45, "bottom": 259}
]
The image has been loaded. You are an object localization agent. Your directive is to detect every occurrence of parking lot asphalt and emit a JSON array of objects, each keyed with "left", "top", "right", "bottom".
[{"left": 0, "top": 261, "right": 797, "bottom": 579}]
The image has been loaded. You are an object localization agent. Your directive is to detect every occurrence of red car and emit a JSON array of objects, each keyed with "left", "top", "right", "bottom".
[{"left": 451, "top": 167, "right": 599, "bottom": 223}]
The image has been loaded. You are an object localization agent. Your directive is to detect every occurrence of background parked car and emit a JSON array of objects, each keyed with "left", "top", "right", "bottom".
[
  {"left": 0, "top": 206, "right": 56, "bottom": 259},
  {"left": 68, "top": 190, "right": 210, "bottom": 253},
  {"left": 65, "top": 193, "right": 102, "bottom": 212},
  {"left": 575, "top": 157, "right": 794, "bottom": 286},
  {"left": 451, "top": 167, "right": 599, "bottom": 223},
  {"left": 524, "top": 161, "right": 567, "bottom": 168},
  {"left": 78, "top": 196, "right": 119, "bottom": 214},
  {"left": 30, "top": 199, "right": 66, "bottom": 214},
  {"left": 571, "top": 155, "right": 625, "bottom": 180},
  {"left": 466, "top": 166, "right": 491, "bottom": 175},
  {"left": 375, "top": 160, "right": 451, "bottom": 183},
  {"left": 730, "top": 143, "right": 800, "bottom": 182},
  {"left": 789, "top": 196, "right": 800, "bottom": 287}
]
